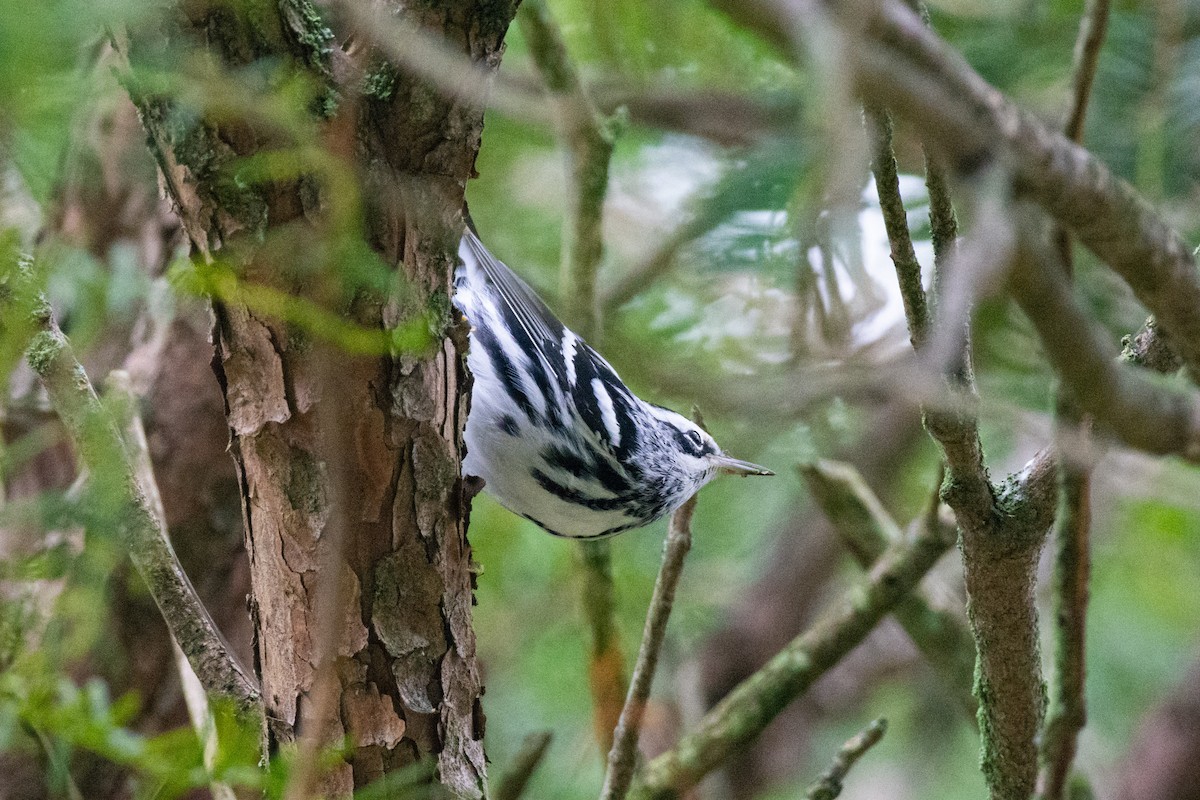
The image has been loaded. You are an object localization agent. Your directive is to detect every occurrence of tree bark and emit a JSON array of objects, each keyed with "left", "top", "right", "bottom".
[{"left": 122, "top": 1, "right": 517, "bottom": 795}]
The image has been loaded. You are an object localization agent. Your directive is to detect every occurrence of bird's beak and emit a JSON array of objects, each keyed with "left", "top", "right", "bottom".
[{"left": 712, "top": 454, "right": 774, "bottom": 476}]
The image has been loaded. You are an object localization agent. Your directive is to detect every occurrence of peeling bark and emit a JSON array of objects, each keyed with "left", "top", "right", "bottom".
[{"left": 122, "top": 1, "right": 517, "bottom": 795}]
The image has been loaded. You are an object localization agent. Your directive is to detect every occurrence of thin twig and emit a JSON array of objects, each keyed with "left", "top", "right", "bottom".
[
  {"left": 800, "top": 460, "right": 976, "bottom": 719},
  {"left": 1038, "top": 3, "right": 1109, "bottom": 797},
  {"left": 520, "top": 0, "right": 615, "bottom": 339},
  {"left": 493, "top": 732, "right": 554, "bottom": 800},
  {"left": 630, "top": 502, "right": 959, "bottom": 799},
  {"left": 601, "top": 495, "right": 699, "bottom": 800},
  {"left": 865, "top": 106, "right": 929, "bottom": 349},
  {"left": 108, "top": 369, "right": 239, "bottom": 797},
  {"left": 803, "top": 718, "right": 888, "bottom": 800},
  {"left": 4, "top": 277, "right": 261, "bottom": 717},
  {"left": 519, "top": 0, "right": 628, "bottom": 762}
]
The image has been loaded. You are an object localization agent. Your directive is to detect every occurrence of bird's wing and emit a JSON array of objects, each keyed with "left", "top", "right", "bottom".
[
  {"left": 459, "top": 228, "right": 564, "bottom": 368},
  {"left": 456, "top": 228, "right": 640, "bottom": 458}
]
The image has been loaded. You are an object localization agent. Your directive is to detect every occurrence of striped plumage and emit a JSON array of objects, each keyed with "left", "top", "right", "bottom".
[{"left": 454, "top": 226, "right": 771, "bottom": 539}]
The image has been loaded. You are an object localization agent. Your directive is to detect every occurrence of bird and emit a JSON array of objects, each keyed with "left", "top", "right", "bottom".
[{"left": 453, "top": 223, "right": 772, "bottom": 540}]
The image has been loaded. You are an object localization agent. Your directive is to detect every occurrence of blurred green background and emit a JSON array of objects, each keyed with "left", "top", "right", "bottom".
[{"left": 4, "top": 0, "right": 1200, "bottom": 798}]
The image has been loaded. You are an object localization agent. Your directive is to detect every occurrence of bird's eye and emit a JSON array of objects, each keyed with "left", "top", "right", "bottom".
[{"left": 685, "top": 430, "right": 704, "bottom": 450}]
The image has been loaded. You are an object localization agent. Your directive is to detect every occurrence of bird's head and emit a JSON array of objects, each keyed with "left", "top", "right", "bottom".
[{"left": 644, "top": 406, "right": 773, "bottom": 498}]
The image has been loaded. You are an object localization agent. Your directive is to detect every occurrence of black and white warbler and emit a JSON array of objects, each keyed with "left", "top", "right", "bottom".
[{"left": 454, "top": 225, "right": 772, "bottom": 540}]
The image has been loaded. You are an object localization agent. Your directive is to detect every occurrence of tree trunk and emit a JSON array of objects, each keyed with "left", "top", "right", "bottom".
[{"left": 124, "top": 1, "right": 517, "bottom": 795}]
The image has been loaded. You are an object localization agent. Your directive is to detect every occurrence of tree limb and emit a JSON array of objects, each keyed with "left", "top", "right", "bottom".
[
  {"left": 493, "top": 732, "right": 553, "bottom": 800},
  {"left": 601, "top": 495, "right": 698, "bottom": 800},
  {"left": 1009, "top": 217, "right": 1200, "bottom": 461},
  {"left": 710, "top": 0, "right": 1200, "bottom": 382},
  {"left": 859, "top": 26, "right": 1049, "bottom": 797},
  {"left": 800, "top": 460, "right": 976, "bottom": 719},
  {"left": 1038, "top": 2, "right": 1109, "bottom": 795},
  {"left": 803, "top": 718, "right": 888, "bottom": 800},
  {"left": 4, "top": 281, "right": 261, "bottom": 718},
  {"left": 629, "top": 500, "right": 959, "bottom": 799}
]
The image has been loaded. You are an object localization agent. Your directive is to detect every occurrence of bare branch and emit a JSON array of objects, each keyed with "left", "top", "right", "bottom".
[
  {"left": 494, "top": 732, "right": 553, "bottom": 800},
  {"left": 1038, "top": 3, "right": 1109, "bottom": 796},
  {"left": 803, "top": 718, "right": 888, "bottom": 800},
  {"left": 11, "top": 294, "right": 261, "bottom": 717},
  {"left": 520, "top": 0, "right": 615, "bottom": 339},
  {"left": 630, "top": 502, "right": 958, "bottom": 799},
  {"left": 856, "top": 17, "right": 1049, "bottom": 796},
  {"left": 711, "top": 0, "right": 1200, "bottom": 381},
  {"left": 800, "top": 460, "right": 976, "bottom": 719},
  {"left": 1009, "top": 217, "right": 1200, "bottom": 461},
  {"left": 1122, "top": 316, "right": 1182, "bottom": 373},
  {"left": 601, "top": 496, "right": 699, "bottom": 800},
  {"left": 865, "top": 106, "right": 929, "bottom": 350}
]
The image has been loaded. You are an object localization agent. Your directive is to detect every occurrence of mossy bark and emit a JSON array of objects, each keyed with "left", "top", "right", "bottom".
[{"left": 124, "top": 1, "right": 518, "bottom": 795}]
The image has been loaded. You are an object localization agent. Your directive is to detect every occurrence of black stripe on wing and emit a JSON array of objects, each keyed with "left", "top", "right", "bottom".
[
  {"left": 569, "top": 340, "right": 640, "bottom": 460},
  {"left": 531, "top": 469, "right": 636, "bottom": 512},
  {"left": 461, "top": 230, "right": 569, "bottom": 425}
]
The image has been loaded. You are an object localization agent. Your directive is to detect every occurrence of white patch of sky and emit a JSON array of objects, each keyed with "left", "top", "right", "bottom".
[{"left": 605, "top": 137, "right": 936, "bottom": 362}]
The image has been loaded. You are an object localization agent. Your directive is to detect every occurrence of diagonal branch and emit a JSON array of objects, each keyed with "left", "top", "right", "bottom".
[
  {"left": 629, "top": 502, "right": 959, "bottom": 799},
  {"left": 3, "top": 276, "right": 261, "bottom": 718},
  {"left": 800, "top": 460, "right": 976, "bottom": 719},
  {"left": 710, "top": 0, "right": 1200, "bottom": 382},
  {"left": 1009, "top": 214, "right": 1200, "bottom": 460},
  {"left": 803, "top": 718, "right": 888, "bottom": 800}
]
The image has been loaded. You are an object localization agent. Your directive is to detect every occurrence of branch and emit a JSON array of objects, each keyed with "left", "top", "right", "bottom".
[
  {"left": 1121, "top": 316, "right": 1182, "bottom": 373},
  {"left": 493, "top": 732, "right": 553, "bottom": 800},
  {"left": 519, "top": 0, "right": 615, "bottom": 338},
  {"left": 799, "top": 460, "right": 976, "bottom": 719},
  {"left": 630, "top": 501, "right": 959, "bottom": 799},
  {"left": 803, "top": 718, "right": 888, "bottom": 800},
  {"left": 859, "top": 19, "right": 1049, "bottom": 796},
  {"left": 1037, "top": 402, "right": 1092, "bottom": 800},
  {"left": 601, "top": 495, "right": 698, "bottom": 800},
  {"left": 711, "top": 0, "right": 1200, "bottom": 381},
  {"left": 4, "top": 278, "right": 261, "bottom": 718},
  {"left": 856, "top": 0, "right": 1200, "bottom": 381},
  {"left": 865, "top": 106, "right": 929, "bottom": 350},
  {"left": 1009, "top": 218, "right": 1200, "bottom": 461},
  {"left": 1039, "top": 3, "right": 1109, "bottom": 796}
]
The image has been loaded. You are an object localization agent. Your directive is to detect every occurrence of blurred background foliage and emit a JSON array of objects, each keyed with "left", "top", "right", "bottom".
[{"left": 3, "top": 0, "right": 1200, "bottom": 798}]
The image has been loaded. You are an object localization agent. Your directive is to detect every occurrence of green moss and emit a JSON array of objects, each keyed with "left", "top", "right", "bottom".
[
  {"left": 213, "top": 171, "right": 270, "bottom": 235},
  {"left": 285, "top": 448, "right": 325, "bottom": 515},
  {"left": 362, "top": 62, "right": 398, "bottom": 102},
  {"left": 279, "top": 0, "right": 338, "bottom": 117},
  {"left": 426, "top": 289, "right": 453, "bottom": 338},
  {"left": 25, "top": 330, "right": 64, "bottom": 376}
]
